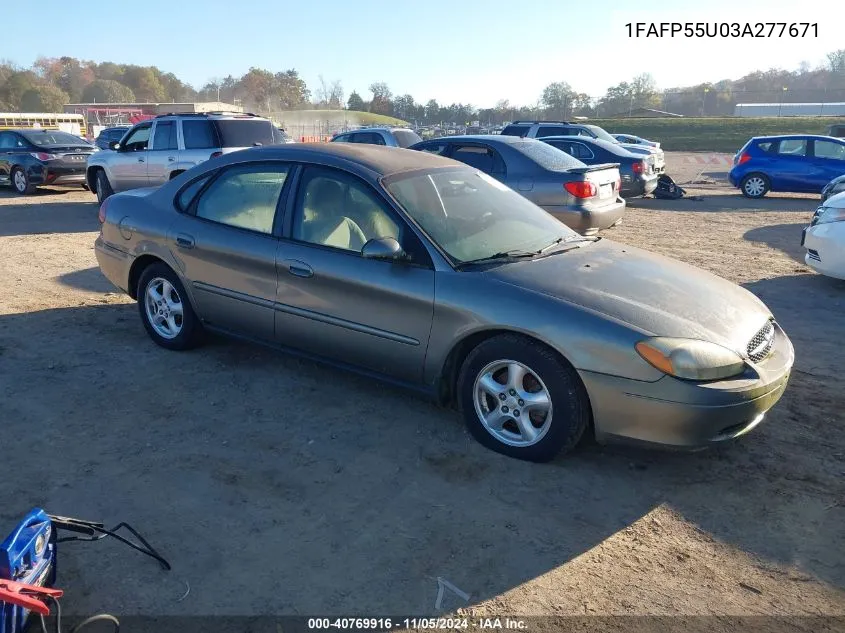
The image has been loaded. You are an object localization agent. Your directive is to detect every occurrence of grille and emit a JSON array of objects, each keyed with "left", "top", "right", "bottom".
[
  {"left": 747, "top": 320, "right": 776, "bottom": 363},
  {"left": 807, "top": 249, "right": 821, "bottom": 262}
]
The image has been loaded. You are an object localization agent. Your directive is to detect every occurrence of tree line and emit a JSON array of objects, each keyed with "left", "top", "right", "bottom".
[{"left": 1, "top": 50, "right": 843, "bottom": 123}]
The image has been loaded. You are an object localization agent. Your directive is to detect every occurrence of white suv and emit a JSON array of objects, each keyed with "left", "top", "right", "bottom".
[{"left": 87, "top": 112, "right": 278, "bottom": 203}]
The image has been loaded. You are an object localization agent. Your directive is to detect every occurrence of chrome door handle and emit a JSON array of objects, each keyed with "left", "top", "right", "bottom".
[
  {"left": 286, "top": 261, "right": 313, "bottom": 278},
  {"left": 167, "top": 156, "right": 175, "bottom": 162},
  {"left": 175, "top": 234, "right": 195, "bottom": 249},
  {"left": 137, "top": 158, "right": 145, "bottom": 163}
]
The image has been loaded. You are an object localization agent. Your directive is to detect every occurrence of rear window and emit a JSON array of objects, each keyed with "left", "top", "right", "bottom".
[
  {"left": 21, "top": 131, "right": 90, "bottom": 146},
  {"left": 214, "top": 120, "right": 274, "bottom": 148},
  {"left": 182, "top": 120, "right": 219, "bottom": 149},
  {"left": 536, "top": 126, "right": 571, "bottom": 137},
  {"left": 392, "top": 129, "right": 423, "bottom": 148},
  {"left": 514, "top": 140, "right": 586, "bottom": 171},
  {"left": 500, "top": 124, "right": 530, "bottom": 137}
]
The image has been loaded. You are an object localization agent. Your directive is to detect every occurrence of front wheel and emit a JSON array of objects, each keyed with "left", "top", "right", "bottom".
[
  {"left": 741, "top": 173, "right": 769, "bottom": 199},
  {"left": 137, "top": 263, "right": 202, "bottom": 350},
  {"left": 457, "top": 334, "right": 591, "bottom": 462},
  {"left": 96, "top": 170, "right": 114, "bottom": 205}
]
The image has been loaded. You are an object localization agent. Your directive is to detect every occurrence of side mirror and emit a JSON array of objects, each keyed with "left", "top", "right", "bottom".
[
  {"left": 361, "top": 237, "right": 406, "bottom": 261},
  {"left": 109, "top": 141, "right": 120, "bottom": 150}
]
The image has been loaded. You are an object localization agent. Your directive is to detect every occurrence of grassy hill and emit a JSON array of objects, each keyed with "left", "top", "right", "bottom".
[
  {"left": 588, "top": 116, "right": 845, "bottom": 152},
  {"left": 275, "top": 109, "right": 409, "bottom": 127}
]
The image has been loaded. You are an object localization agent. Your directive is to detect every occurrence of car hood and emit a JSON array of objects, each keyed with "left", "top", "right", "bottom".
[{"left": 483, "top": 239, "right": 771, "bottom": 352}]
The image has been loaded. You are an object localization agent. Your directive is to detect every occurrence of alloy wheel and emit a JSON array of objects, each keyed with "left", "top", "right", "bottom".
[{"left": 144, "top": 277, "right": 184, "bottom": 339}]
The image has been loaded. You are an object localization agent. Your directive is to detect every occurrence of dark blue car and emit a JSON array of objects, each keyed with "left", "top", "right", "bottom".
[
  {"left": 541, "top": 136, "right": 659, "bottom": 198},
  {"left": 729, "top": 135, "right": 845, "bottom": 198}
]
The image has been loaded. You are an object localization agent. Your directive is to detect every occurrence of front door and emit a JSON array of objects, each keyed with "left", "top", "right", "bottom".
[
  {"left": 0, "top": 131, "right": 21, "bottom": 184},
  {"left": 811, "top": 139, "right": 845, "bottom": 190},
  {"left": 773, "top": 138, "right": 812, "bottom": 192},
  {"left": 168, "top": 162, "right": 291, "bottom": 340},
  {"left": 110, "top": 122, "right": 152, "bottom": 191},
  {"left": 274, "top": 165, "right": 435, "bottom": 383},
  {"left": 146, "top": 120, "right": 179, "bottom": 186}
]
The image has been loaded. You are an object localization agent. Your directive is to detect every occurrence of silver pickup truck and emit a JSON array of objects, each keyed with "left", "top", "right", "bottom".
[{"left": 86, "top": 112, "right": 280, "bottom": 204}]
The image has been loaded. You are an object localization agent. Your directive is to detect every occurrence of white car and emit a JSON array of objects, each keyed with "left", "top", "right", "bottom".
[{"left": 803, "top": 191, "right": 845, "bottom": 280}]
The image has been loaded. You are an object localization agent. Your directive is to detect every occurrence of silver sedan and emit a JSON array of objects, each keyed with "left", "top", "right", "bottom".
[{"left": 94, "top": 143, "right": 794, "bottom": 462}]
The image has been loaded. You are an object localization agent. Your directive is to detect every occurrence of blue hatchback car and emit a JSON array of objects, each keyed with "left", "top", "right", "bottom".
[{"left": 729, "top": 135, "right": 845, "bottom": 198}]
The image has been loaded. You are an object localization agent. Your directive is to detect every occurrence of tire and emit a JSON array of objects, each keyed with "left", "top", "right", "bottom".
[
  {"left": 457, "top": 334, "right": 590, "bottom": 462},
  {"left": 137, "top": 263, "right": 202, "bottom": 351},
  {"left": 95, "top": 169, "right": 114, "bottom": 205},
  {"left": 740, "top": 173, "right": 769, "bottom": 199},
  {"left": 11, "top": 167, "right": 35, "bottom": 194}
]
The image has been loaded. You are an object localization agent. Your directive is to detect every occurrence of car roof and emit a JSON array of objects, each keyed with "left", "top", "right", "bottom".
[
  {"left": 223, "top": 142, "right": 461, "bottom": 177},
  {"left": 751, "top": 134, "right": 842, "bottom": 141},
  {"left": 422, "top": 134, "right": 534, "bottom": 145},
  {"left": 539, "top": 135, "right": 625, "bottom": 152}
]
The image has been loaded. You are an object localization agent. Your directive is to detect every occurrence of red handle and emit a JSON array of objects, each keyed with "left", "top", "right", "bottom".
[{"left": 0, "top": 578, "right": 63, "bottom": 615}]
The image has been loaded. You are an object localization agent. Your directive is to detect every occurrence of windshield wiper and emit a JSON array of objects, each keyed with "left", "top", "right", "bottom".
[{"left": 456, "top": 250, "right": 538, "bottom": 269}]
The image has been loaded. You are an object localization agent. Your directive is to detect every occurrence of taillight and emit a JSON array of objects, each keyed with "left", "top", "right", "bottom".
[
  {"left": 632, "top": 160, "right": 645, "bottom": 174},
  {"left": 31, "top": 152, "right": 57, "bottom": 161},
  {"left": 737, "top": 152, "right": 751, "bottom": 165},
  {"left": 564, "top": 181, "right": 597, "bottom": 198},
  {"left": 98, "top": 198, "right": 108, "bottom": 224},
  {"left": 210, "top": 151, "right": 223, "bottom": 159}
]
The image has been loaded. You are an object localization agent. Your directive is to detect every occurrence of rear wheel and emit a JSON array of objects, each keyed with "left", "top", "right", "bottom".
[
  {"left": 11, "top": 167, "right": 34, "bottom": 194},
  {"left": 137, "top": 263, "right": 202, "bottom": 351},
  {"left": 95, "top": 170, "right": 113, "bottom": 204},
  {"left": 741, "top": 173, "right": 769, "bottom": 198},
  {"left": 457, "top": 334, "right": 590, "bottom": 462}
]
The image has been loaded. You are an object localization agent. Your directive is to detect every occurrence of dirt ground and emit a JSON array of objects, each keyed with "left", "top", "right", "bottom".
[{"left": 1, "top": 152, "right": 844, "bottom": 623}]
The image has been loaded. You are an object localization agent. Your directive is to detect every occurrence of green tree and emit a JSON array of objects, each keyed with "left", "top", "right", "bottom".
[
  {"left": 81, "top": 79, "right": 136, "bottom": 103},
  {"left": 122, "top": 66, "right": 166, "bottom": 102},
  {"left": 392, "top": 94, "right": 416, "bottom": 121},
  {"left": 368, "top": 82, "right": 392, "bottom": 115},
  {"left": 20, "top": 84, "right": 69, "bottom": 111},
  {"left": 274, "top": 69, "right": 310, "bottom": 110},
  {"left": 424, "top": 99, "right": 440, "bottom": 123},
  {"left": 541, "top": 81, "right": 576, "bottom": 119},
  {"left": 0, "top": 70, "right": 39, "bottom": 110},
  {"left": 347, "top": 91, "right": 364, "bottom": 111}
]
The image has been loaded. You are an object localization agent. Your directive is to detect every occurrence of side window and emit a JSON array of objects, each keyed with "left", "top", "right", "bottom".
[
  {"left": 452, "top": 145, "right": 495, "bottom": 173},
  {"left": 756, "top": 141, "right": 776, "bottom": 154},
  {"left": 778, "top": 139, "right": 807, "bottom": 156},
  {"left": 333, "top": 134, "right": 351, "bottom": 143},
  {"left": 537, "top": 126, "right": 568, "bottom": 137},
  {"left": 372, "top": 133, "right": 387, "bottom": 146},
  {"left": 182, "top": 120, "right": 218, "bottom": 149},
  {"left": 417, "top": 143, "right": 449, "bottom": 155},
  {"left": 572, "top": 143, "right": 595, "bottom": 160},
  {"left": 194, "top": 164, "right": 288, "bottom": 234},
  {"left": 176, "top": 174, "right": 212, "bottom": 211},
  {"left": 549, "top": 141, "right": 574, "bottom": 156},
  {"left": 151, "top": 121, "right": 178, "bottom": 151},
  {"left": 814, "top": 140, "right": 845, "bottom": 160},
  {"left": 121, "top": 124, "right": 151, "bottom": 151},
  {"left": 0, "top": 133, "right": 15, "bottom": 149},
  {"left": 292, "top": 167, "right": 402, "bottom": 253}
]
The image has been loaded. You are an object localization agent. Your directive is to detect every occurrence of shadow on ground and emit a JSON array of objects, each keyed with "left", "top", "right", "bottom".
[
  {"left": 1, "top": 299, "right": 842, "bottom": 615},
  {"left": 743, "top": 223, "right": 809, "bottom": 264},
  {"left": 55, "top": 266, "right": 118, "bottom": 293},
  {"left": 0, "top": 193, "right": 97, "bottom": 237},
  {"left": 627, "top": 192, "right": 820, "bottom": 214}
]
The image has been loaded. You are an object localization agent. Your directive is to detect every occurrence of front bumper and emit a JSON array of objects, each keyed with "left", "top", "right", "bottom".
[
  {"left": 579, "top": 322, "right": 794, "bottom": 448},
  {"left": 803, "top": 222, "right": 845, "bottom": 280},
  {"left": 543, "top": 197, "right": 626, "bottom": 235}
]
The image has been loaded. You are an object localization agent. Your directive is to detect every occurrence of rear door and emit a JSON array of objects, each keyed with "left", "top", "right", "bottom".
[
  {"left": 772, "top": 138, "right": 813, "bottom": 192},
  {"left": 167, "top": 162, "right": 291, "bottom": 340},
  {"left": 109, "top": 122, "right": 151, "bottom": 191},
  {"left": 146, "top": 120, "right": 179, "bottom": 186},
  {"left": 0, "top": 131, "right": 21, "bottom": 183},
  {"left": 810, "top": 139, "right": 845, "bottom": 189},
  {"left": 179, "top": 119, "right": 220, "bottom": 170}
]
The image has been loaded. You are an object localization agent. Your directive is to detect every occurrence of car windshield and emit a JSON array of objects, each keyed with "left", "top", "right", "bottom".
[
  {"left": 585, "top": 125, "right": 618, "bottom": 144},
  {"left": 213, "top": 120, "right": 274, "bottom": 147},
  {"left": 384, "top": 168, "right": 578, "bottom": 264},
  {"left": 393, "top": 129, "right": 422, "bottom": 148},
  {"left": 21, "top": 131, "right": 90, "bottom": 146}
]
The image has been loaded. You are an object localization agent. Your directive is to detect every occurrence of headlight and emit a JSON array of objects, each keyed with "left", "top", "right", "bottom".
[
  {"left": 816, "top": 206, "right": 845, "bottom": 224},
  {"left": 635, "top": 337, "right": 746, "bottom": 381}
]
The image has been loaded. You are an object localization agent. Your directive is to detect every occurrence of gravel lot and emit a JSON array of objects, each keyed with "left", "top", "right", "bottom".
[{"left": 1, "top": 152, "right": 844, "bottom": 622}]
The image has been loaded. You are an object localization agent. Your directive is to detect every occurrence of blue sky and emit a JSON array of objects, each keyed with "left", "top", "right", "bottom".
[{"left": 3, "top": 0, "right": 839, "bottom": 107}]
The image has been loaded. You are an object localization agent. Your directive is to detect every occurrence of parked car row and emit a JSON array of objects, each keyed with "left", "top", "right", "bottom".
[{"left": 0, "top": 128, "right": 96, "bottom": 193}]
